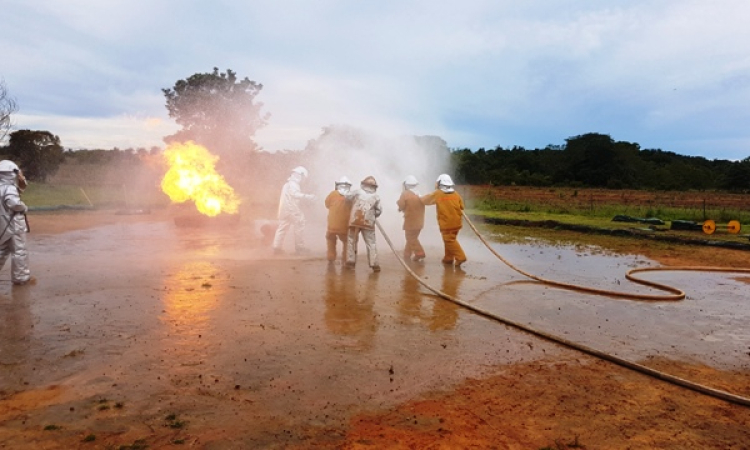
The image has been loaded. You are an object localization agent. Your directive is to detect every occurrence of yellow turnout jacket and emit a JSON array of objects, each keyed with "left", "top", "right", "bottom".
[{"left": 421, "top": 189, "right": 464, "bottom": 231}]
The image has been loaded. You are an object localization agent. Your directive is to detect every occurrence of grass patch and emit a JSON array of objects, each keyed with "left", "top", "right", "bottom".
[
  {"left": 23, "top": 183, "right": 169, "bottom": 209},
  {"left": 467, "top": 208, "right": 749, "bottom": 245},
  {"left": 539, "top": 435, "right": 586, "bottom": 449},
  {"left": 117, "top": 439, "right": 148, "bottom": 450},
  {"left": 471, "top": 196, "right": 750, "bottom": 224},
  {"left": 164, "top": 413, "right": 186, "bottom": 429},
  {"left": 467, "top": 186, "right": 750, "bottom": 225}
]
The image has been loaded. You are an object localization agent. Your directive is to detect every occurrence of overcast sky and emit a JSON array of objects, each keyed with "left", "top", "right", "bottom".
[{"left": 3, "top": 0, "right": 749, "bottom": 160}]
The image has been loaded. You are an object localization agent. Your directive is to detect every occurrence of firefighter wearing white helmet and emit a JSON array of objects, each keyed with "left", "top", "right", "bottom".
[
  {"left": 0, "top": 160, "right": 33, "bottom": 285},
  {"left": 345, "top": 176, "right": 382, "bottom": 271},
  {"left": 292, "top": 166, "right": 308, "bottom": 178},
  {"left": 272, "top": 166, "right": 316, "bottom": 255},
  {"left": 396, "top": 175, "right": 426, "bottom": 261},
  {"left": 421, "top": 174, "right": 466, "bottom": 268},
  {"left": 324, "top": 176, "right": 353, "bottom": 262}
]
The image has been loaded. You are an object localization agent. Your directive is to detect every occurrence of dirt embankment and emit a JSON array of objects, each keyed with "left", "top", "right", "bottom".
[{"left": 467, "top": 185, "right": 750, "bottom": 211}]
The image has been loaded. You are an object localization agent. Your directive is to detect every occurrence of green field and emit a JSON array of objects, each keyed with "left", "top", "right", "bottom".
[
  {"left": 23, "top": 183, "right": 169, "bottom": 210},
  {"left": 465, "top": 186, "right": 750, "bottom": 245}
]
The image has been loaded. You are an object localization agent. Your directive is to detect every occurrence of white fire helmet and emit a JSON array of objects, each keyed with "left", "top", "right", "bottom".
[
  {"left": 292, "top": 166, "right": 308, "bottom": 178},
  {"left": 436, "top": 174, "right": 454, "bottom": 187},
  {"left": 0, "top": 160, "right": 20, "bottom": 173},
  {"left": 335, "top": 176, "right": 352, "bottom": 194},
  {"left": 335, "top": 176, "right": 352, "bottom": 188},
  {"left": 403, "top": 175, "right": 418, "bottom": 188},
  {"left": 0, "top": 160, "right": 27, "bottom": 191}
]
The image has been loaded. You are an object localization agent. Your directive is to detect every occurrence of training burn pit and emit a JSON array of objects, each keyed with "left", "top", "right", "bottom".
[{"left": 160, "top": 141, "right": 241, "bottom": 227}]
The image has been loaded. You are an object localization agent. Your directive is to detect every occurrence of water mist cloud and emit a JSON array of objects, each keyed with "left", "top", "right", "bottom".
[{"left": 302, "top": 127, "right": 452, "bottom": 236}]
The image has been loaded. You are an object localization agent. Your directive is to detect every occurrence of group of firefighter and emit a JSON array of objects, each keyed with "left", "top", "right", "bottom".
[
  {"left": 0, "top": 159, "right": 466, "bottom": 284},
  {"left": 272, "top": 166, "right": 467, "bottom": 272}
]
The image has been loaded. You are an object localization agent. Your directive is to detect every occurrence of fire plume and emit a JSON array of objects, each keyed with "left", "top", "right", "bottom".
[{"left": 161, "top": 141, "right": 240, "bottom": 216}]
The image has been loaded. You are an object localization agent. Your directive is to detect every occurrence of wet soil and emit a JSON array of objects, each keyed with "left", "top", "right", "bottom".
[{"left": 1, "top": 210, "right": 750, "bottom": 449}]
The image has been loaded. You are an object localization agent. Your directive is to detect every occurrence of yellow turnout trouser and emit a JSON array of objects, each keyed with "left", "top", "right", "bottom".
[{"left": 440, "top": 229, "right": 466, "bottom": 264}]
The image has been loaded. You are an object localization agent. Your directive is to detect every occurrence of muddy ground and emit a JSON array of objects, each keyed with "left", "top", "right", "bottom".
[{"left": 1, "top": 209, "right": 750, "bottom": 449}]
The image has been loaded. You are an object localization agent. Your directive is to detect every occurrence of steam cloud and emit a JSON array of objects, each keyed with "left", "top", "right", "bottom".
[{"left": 301, "top": 126, "right": 454, "bottom": 244}]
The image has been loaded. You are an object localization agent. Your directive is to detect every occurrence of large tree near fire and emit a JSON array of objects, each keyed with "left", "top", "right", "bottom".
[{"left": 162, "top": 68, "right": 269, "bottom": 161}]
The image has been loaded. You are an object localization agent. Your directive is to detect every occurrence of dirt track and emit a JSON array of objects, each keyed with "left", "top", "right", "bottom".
[{"left": 1, "top": 210, "right": 749, "bottom": 449}]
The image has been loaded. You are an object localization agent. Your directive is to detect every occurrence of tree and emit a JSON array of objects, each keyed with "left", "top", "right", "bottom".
[
  {"left": 0, "top": 79, "right": 18, "bottom": 144},
  {"left": 162, "top": 68, "right": 269, "bottom": 158},
  {"left": 560, "top": 133, "right": 617, "bottom": 187},
  {"left": 5, "top": 130, "right": 65, "bottom": 181},
  {"left": 721, "top": 157, "right": 750, "bottom": 192}
]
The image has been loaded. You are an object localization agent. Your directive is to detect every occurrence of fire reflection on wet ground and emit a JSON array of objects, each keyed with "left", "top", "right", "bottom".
[{"left": 159, "top": 261, "right": 225, "bottom": 367}]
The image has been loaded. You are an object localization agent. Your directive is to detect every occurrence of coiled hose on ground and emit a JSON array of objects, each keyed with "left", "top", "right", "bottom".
[{"left": 375, "top": 215, "right": 750, "bottom": 408}]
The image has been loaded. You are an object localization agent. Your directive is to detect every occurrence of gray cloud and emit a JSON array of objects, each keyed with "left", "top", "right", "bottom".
[{"left": 2, "top": 0, "right": 749, "bottom": 159}]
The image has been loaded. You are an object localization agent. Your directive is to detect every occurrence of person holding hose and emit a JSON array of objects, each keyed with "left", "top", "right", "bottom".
[
  {"left": 324, "top": 176, "right": 353, "bottom": 263},
  {"left": 0, "top": 160, "right": 34, "bottom": 285},
  {"left": 345, "top": 176, "right": 382, "bottom": 272},
  {"left": 421, "top": 174, "right": 466, "bottom": 268},
  {"left": 272, "top": 166, "right": 316, "bottom": 255},
  {"left": 396, "top": 175, "right": 426, "bottom": 262}
]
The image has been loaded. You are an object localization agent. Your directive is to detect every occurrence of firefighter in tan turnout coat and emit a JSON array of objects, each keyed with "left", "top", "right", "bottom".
[
  {"left": 396, "top": 175, "right": 426, "bottom": 262},
  {"left": 324, "top": 176, "right": 353, "bottom": 262}
]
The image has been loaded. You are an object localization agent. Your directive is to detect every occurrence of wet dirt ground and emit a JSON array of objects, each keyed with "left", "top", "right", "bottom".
[{"left": 1, "top": 210, "right": 750, "bottom": 449}]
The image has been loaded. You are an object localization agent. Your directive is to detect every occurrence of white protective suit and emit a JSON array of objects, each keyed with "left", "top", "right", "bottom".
[
  {"left": 345, "top": 177, "right": 382, "bottom": 270},
  {"left": 0, "top": 169, "right": 31, "bottom": 284},
  {"left": 272, "top": 168, "right": 315, "bottom": 254}
]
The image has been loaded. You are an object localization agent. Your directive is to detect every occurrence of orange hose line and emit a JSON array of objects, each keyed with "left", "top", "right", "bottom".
[
  {"left": 375, "top": 218, "right": 750, "bottom": 408},
  {"left": 463, "top": 212, "right": 750, "bottom": 301}
]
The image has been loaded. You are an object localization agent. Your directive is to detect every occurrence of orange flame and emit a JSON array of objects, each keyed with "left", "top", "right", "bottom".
[{"left": 161, "top": 141, "right": 240, "bottom": 217}]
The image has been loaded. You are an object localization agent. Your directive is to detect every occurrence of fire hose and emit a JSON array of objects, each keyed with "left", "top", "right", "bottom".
[
  {"left": 374, "top": 216, "right": 750, "bottom": 408},
  {"left": 461, "top": 211, "right": 750, "bottom": 301}
]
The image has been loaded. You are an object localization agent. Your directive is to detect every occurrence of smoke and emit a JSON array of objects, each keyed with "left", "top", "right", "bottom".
[{"left": 301, "top": 125, "right": 454, "bottom": 244}]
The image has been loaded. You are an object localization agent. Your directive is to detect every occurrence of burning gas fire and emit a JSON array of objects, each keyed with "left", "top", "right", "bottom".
[{"left": 161, "top": 141, "right": 240, "bottom": 217}]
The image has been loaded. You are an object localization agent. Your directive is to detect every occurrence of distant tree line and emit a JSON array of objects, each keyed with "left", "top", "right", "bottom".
[
  {"left": 62, "top": 146, "right": 161, "bottom": 164},
  {"left": 0, "top": 130, "right": 163, "bottom": 182},
  {"left": 452, "top": 133, "right": 750, "bottom": 192}
]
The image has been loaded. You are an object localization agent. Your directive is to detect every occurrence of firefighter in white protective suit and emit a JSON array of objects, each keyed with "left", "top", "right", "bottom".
[
  {"left": 272, "top": 166, "right": 316, "bottom": 255},
  {"left": 345, "top": 176, "right": 382, "bottom": 272},
  {"left": 0, "top": 160, "right": 33, "bottom": 286}
]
